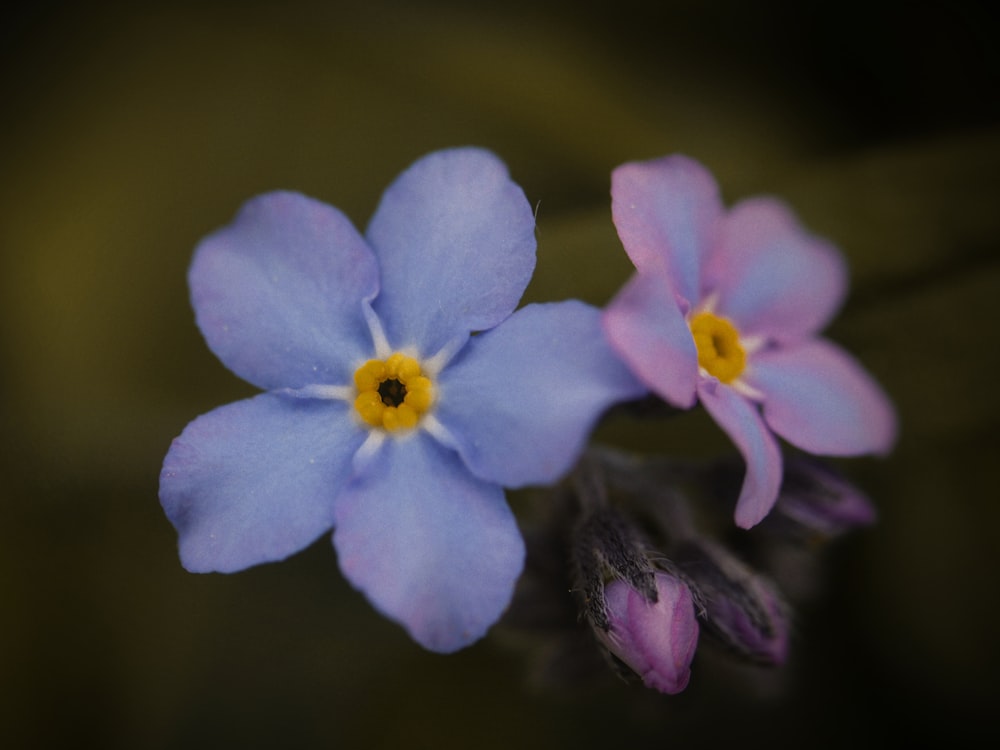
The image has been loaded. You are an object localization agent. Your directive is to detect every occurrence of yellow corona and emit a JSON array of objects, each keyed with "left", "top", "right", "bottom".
[
  {"left": 689, "top": 311, "right": 747, "bottom": 384},
  {"left": 353, "top": 353, "right": 434, "bottom": 431}
]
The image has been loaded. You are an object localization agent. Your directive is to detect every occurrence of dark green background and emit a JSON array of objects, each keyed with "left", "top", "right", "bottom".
[{"left": 3, "top": 1, "right": 998, "bottom": 747}]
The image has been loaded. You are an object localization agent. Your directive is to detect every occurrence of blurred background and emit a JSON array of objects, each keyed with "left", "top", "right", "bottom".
[{"left": 2, "top": 1, "right": 998, "bottom": 747}]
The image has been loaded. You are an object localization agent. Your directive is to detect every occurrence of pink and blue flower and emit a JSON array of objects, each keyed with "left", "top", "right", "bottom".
[{"left": 603, "top": 155, "right": 897, "bottom": 528}]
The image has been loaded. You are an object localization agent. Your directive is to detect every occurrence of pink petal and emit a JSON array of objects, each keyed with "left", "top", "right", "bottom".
[
  {"left": 698, "top": 380, "right": 784, "bottom": 528},
  {"left": 745, "top": 339, "right": 898, "bottom": 456},
  {"left": 603, "top": 272, "right": 699, "bottom": 409},
  {"left": 704, "top": 197, "right": 847, "bottom": 342},
  {"left": 611, "top": 155, "right": 723, "bottom": 308}
]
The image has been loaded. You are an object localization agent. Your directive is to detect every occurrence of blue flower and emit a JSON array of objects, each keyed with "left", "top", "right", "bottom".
[{"left": 159, "top": 148, "right": 645, "bottom": 652}]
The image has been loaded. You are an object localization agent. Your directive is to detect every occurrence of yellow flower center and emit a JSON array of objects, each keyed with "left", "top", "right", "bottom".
[
  {"left": 689, "top": 311, "right": 747, "bottom": 384},
  {"left": 353, "top": 353, "right": 434, "bottom": 432}
]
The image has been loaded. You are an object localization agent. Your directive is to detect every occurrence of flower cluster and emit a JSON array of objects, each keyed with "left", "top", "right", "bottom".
[
  {"left": 160, "top": 148, "right": 896, "bottom": 690},
  {"left": 505, "top": 444, "right": 875, "bottom": 695}
]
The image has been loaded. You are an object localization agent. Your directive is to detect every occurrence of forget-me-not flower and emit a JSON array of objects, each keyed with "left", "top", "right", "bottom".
[
  {"left": 160, "top": 148, "right": 645, "bottom": 652},
  {"left": 603, "top": 155, "right": 897, "bottom": 529}
]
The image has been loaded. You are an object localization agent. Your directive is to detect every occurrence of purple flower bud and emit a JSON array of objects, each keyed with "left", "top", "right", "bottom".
[
  {"left": 772, "top": 456, "right": 877, "bottom": 538},
  {"left": 594, "top": 572, "right": 699, "bottom": 694},
  {"left": 677, "top": 540, "right": 789, "bottom": 665},
  {"left": 572, "top": 507, "right": 659, "bottom": 631}
]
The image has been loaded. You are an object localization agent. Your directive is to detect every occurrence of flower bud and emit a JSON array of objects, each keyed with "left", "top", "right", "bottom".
[
  {"left": 593, "top": 571, "right": 699, "bottom": 694},
  {"left": 571, "top": 507, "right": 658, "bottom": 631},
  {"left": 771, "top": 456, "right": 877, "bottom": 538},
  {"left": 676, "top": 539, "right": 789, "bottom": 665}
]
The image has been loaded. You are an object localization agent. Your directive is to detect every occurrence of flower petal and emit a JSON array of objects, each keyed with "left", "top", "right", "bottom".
[
  {"left": 435, "top": 301, "right": 647, "bottom": 488},
  {"left": 160, "top": 393, "right": 365, "bottom": 573},
  {"left": 611, "top": 155, "right": 722, "bottom": 308},
  {"left": 697, "top": 380, "right": 783, "bottom": 529},
  {"left": 189, "top": 191, "right": 379, "bottom": 390},
  {"left": 332, "top": 432, "right": 524, "bottom": 653},
  {"left": 603, "top": 272, "right": 699, "bottom": 409},
  {"left": 366, "top": 148, "right": 536, "bottom": 356},
  {"left": 704, "top": 197, "right": 847, "bottom": 342},
  {"left": 745, "top": 339, "right": 898, "bottom": 455}
]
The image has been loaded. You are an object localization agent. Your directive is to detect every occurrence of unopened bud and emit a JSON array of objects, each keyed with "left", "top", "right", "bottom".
[
  {"left": 593, "top": 571, "right": 699, "bottom": 694},
  {"left": 772, "top": 456, "right": 877, "bottom": 538},
  {"left": 572, "top": 507, "right": 657, "bottom": 631},
  {"left": 676, "top": 539, "right": 789, "bottom": 665}
]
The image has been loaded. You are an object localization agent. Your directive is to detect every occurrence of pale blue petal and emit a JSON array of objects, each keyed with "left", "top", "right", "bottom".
[
  {"left": 160, "top": 393, "right": 366, "bottom": 573},
  {"left": 611, "top": 155, "right": 722, "bottom": 308},
  {"left": 366, "top": 148, "right": 536, "bottom": 355},
  {"left": 435, "top": 301, "right": 647, "bottom": 488},
  {"left": 698, "top": 380, "right": 783, "bottom": 529},
  {"left": 332, "top": 433, "right": 524, "bottom": 653},
  {"left": 703, "top": 197, "right": 847, "bottom": 342},
  {"left": 603, "top": 272, "right": 699, "bottom": 409},
  {"left": 745, "top": 339, "right": 898, "bottom": 455},
  {"left": 189, "top": 191, "right": 379, "bottom": 390}
]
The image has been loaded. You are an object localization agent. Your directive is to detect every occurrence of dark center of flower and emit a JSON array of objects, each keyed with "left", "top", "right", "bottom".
[
  {"left": 377, "top": 378, "right": 407, "bottom": 407},
  {"left": 712, "top": 331, "right": 736, "bottom": 359}
]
